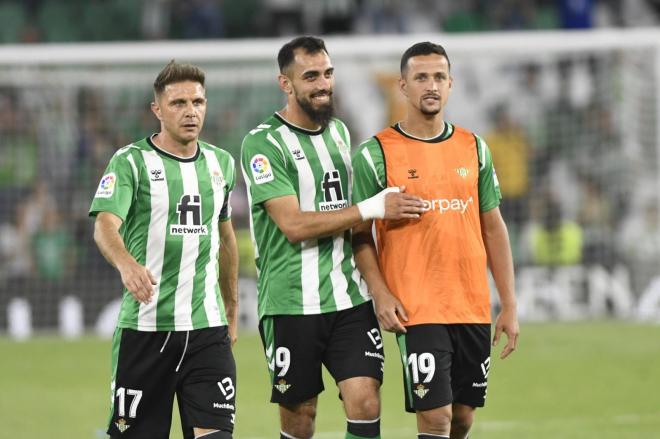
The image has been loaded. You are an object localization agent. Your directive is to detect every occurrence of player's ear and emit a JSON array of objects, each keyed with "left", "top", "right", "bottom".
[
  {"left": 399, "top": 76, "right": 408, "bottom": 98},
  {"left": 278, "top": 74, "right": 293, "bottom": 95},
  {"left": 151, "top": 100, "right": 162, "bottom": 121}
]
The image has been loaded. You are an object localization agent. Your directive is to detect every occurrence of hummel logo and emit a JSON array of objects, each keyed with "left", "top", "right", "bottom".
[
  {"left": 266, "top": 344, "right": 275, "bottom": 371},
  {"left": 292, "top": 148, "right": 305, "bottom": 160},
  {"left": 480, "top": 357, "right": 491, "bottom": 378},
  {"left": 407, "top": 169, "right": 419, "bottom": 179},
  {"left": 150, "top": 169, "right": 165, "bottom": 181}
]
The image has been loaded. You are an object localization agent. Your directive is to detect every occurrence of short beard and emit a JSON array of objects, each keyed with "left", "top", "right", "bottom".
[{"left": 297, "top": 92, "right": 335, "bottom": 128}]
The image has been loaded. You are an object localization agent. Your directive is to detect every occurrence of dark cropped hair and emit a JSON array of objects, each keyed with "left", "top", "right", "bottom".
[
  {"left": 400, "top": 42, "right": 451, "bottom": 74},
  {"left": 278, "top": 36, "right": 328, "bottom": 73},
  {"left": 153, "top": 60, "right": 205, "bottom": 95}
]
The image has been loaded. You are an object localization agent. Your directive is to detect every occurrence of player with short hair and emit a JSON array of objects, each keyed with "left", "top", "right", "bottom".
[
  {"left": 90, "top": 60, "right": 238, "bottom": 439},
  {"left": 240, "top": 36, "right": 425, "bottom": 439},
  {"left": 352, "top": 42, "right": 520, "bottom": 439}
]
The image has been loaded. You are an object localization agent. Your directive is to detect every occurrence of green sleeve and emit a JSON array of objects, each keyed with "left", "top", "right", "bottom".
[
  {"left": 89, "top": 148, "right": 136, "bottom": 221},
  {"left": 476, "top": 134, "right": 502, "bottom": 212},
  {"left": 351, "top": 137, "right": 386, "bottom": 204},
  {"left": 241, "top": 130, "right": 296, "bottom": 205}
]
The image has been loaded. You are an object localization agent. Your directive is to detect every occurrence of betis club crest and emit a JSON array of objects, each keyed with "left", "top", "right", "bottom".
[
  {"left": 274, "top": 379, "right": 291, "bottom": 394},
  {"left": 414, "top": 383, "right": 429, "bottom": 399},
  {"left": 115, "top": 418, "right": 131, "bottom": 433}
]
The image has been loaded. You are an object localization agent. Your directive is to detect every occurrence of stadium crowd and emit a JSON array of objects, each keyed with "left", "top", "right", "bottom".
[{"left": 1, "top": 0, "right": 660, "bottom": 43}]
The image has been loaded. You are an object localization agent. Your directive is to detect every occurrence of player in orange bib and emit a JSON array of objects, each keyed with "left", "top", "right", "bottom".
[{"left": 352, "top": 42, "right": 520, "bottom": 439}]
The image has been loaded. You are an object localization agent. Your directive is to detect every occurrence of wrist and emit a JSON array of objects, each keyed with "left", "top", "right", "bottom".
[
  {"left": 499, "top": 302, "right": 517, "bottom": 311},
  {"left": 357, "top": 187, "right": 400, "bottom": 220},
  {"left": 115, "top": 255, "right": 136, "bottom": 273}
]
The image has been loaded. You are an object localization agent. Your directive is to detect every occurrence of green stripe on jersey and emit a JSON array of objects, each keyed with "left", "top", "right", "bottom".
[
  {"left": 241, "top": 114, "right": 369, "bottom": 318},
  {"left": 90, "top": 138, "right": 235, "bottom": 331}
]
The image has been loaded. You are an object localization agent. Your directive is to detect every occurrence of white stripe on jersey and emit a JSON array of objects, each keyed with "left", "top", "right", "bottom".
[
  {"left": 126, "top": 154, "right": 139, "bottom": 192},
  {"left": 240, "top": 165, "right": 260, "bottom": 268},
  {"left": 138, "top": 151, "right": 168, "bottom": 330},
  {"left": 477, "top": 135, "right": 487, "bottom": 171},
  {"left": 277, "top": 125, "right": 321, "bottom": 314},
  {"left": 310, "top": 134, "right": 353, "bottom": 310},
  {"left": 329, "top": 122, "right": 353, "bottom": 204},
  {"left": 202, "top": 149, "right": 225, "bottom": 327},
  {"left": 174, "top": 161, "right": 200, "bottom": 330}
]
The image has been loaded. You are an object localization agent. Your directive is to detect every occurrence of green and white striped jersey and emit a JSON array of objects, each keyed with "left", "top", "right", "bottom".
[
  {"left": 241, "top": 113, "right": 369, "bottom": 319},
  {"left": 89, "top": 136, "right": 236, "bottom": 331}
]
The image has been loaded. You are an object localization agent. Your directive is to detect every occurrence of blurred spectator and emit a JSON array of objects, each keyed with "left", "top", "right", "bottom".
[
  {"left": 32, "top": 209, "right": 73, "bottom": 281},
  {"left": 485, "top": 103, "right": 531, "bottom": 226},
  {"left": 356, "top": 0, "right": 409, "bottom": 33},
  {"left": 175, "top": 0, "right": 225, "bottom": 39},
  {"left": 558, "top": 0, "right": 594, "bottom": 29},
  {"left": 576, "top": 176, "right": 615, "bottom": 267},
  {"left": 0, "top": 91, "right": 38, "bottom": 191},
  {"left": 0, "top": 210, "right": 32, "bottom": 282},
  {"left": 141, "top": 0, "right": 172, "bottom": 40},
  {"left": 300, "top": 0, "right": 359, "bottom": 34},
  {"left": 491, "top": 0, "right": 537, "bottom": 30},
  {"left": 511, "top": 63, "right": 550, "bottom": 149},
  {"left": 521, "top": 193, "right": 583, "bottom": 266},
  {"left": 262, "top": 0, "right": 304, "bottom": 36},
  {"left": 619, "top": 201, "right": 660, "bottom": 294},
  {"left": 17, "top": 182, "right": 57, "bottom": 241}
]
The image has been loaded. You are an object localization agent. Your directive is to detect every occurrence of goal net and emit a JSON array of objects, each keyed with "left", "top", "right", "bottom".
[{"left": 1, "top": 30, "right": 659, "bottom": 335}]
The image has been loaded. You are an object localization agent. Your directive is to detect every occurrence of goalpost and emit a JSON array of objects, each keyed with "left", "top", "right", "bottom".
[{"left": 0, "top": 29, "right": 659, "bottom": 335}]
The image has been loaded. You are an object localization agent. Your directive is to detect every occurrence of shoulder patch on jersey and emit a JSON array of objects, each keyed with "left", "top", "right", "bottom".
[
  {"left": 95, "top": 172, "right": 116, "bottom": 198},
  {"left": 250, "top": 154, "right": 274, "bottom": 184}
]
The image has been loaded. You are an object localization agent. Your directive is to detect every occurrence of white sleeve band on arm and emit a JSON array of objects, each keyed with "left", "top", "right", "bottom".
[{"left": 356, "top": 187, "right": 400, "bottom": 220}]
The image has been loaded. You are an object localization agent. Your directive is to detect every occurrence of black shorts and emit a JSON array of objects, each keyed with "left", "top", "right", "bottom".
[
  {"left": 107, "top": 326, "right": 236, "bottom": 439},
  {"left": 396, "top": 324, "right": 491, "bottom": 413},
  {"left": 259, "top": 301, "right": 384, "bottom": 404}
]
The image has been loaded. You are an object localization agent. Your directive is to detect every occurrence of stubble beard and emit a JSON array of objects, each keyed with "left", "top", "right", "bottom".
[{"left": 419, "top": 99, "right": 441, "bottom": 117}]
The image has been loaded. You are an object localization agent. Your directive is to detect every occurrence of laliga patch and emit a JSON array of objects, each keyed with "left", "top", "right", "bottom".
[
  {"left": 96, "top": 172, "right": 116, "bottom": 198},
  {"left": 250, "top": 154, "right": 274, "bottom": 184}
]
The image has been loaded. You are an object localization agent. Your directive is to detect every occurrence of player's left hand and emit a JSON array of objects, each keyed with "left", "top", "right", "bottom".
[{"left": 492, "top": 306, "right": 519, "bottom": 359}]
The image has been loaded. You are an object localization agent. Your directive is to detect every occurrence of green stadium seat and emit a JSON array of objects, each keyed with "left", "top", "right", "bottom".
[
  {"left": 37, "top": 0, "right": 83, "bottom": 42},
  {"left": 0, "top": 2, "right": 26, "bottom": 43}
]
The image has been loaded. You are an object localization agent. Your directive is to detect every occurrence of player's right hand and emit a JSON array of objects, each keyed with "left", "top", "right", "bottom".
[
  {"left": 118, "top": 260, "right": 157, "bottom": 304},
  {"left": 383, "top": 185, "right": 425, "bottom": 220},
  {"left": 373, "top": 290, "right": 409, "bottom": 333}
]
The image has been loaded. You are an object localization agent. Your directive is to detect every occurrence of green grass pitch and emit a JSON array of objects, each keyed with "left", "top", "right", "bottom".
[{"left": 1, "top": 321, "right": 659, "bottom": 438}]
